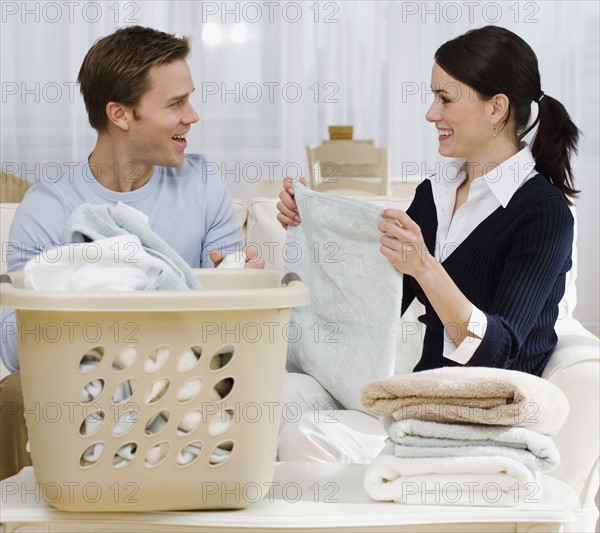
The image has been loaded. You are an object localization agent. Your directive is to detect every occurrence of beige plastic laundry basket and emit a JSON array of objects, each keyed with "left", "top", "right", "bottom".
[{"left": 0, "top": 270, "right": 309, "bottom": 512}]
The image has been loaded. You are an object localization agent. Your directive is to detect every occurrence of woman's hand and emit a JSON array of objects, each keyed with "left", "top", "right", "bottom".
[
  {"left": 276, "top": 177, "right": 306, "bottom": 229},
  {"left": 378, "top": 209, "right": 432, "bottom": 278}
]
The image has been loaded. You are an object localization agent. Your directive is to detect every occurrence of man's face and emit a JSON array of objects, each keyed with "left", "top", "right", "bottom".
[{"left": 127, "top": 60, "right": 199, "bottom": 167}]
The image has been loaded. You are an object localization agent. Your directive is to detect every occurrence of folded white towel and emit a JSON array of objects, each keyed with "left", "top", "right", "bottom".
[
  {"left": 364, "top": 452, "right": 536, "bottom": 506},
  {"left": 385, "top": 418, "right": 560, "bottom": 472}
]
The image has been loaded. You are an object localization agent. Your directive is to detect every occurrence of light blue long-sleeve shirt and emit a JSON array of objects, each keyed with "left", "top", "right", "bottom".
[{"left": 0, "top": 154, "right": 244, "bottom": 372}]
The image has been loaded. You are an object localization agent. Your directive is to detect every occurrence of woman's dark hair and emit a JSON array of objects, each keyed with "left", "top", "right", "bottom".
[{"left": 435, "top": 25, "right": 580, "bottom": 205}]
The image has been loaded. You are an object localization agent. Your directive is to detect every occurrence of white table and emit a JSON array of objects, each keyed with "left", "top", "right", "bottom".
[{"left": 0, "top": 464, "right": 579, "bottom": 532}]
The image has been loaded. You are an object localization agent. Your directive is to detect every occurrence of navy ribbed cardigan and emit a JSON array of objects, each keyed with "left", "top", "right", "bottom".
[{"left": 402, "top": 174, "right": 574, "bottom": 376}]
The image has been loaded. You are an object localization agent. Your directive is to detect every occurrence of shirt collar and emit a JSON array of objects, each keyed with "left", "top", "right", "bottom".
[{"left": 426, "top": 144, "right": 537, "bottom": 208}]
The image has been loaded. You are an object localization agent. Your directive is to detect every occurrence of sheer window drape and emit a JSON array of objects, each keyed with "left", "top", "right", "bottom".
[{"left": 1, "top": 0, "right": 598, "bottom": 325}]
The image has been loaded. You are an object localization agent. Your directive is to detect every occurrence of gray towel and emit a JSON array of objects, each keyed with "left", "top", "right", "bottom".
[
  {"left": 384, "top": 418, "right": 560, "bottom": 473},
  {"left": 285, "top": 183, "right": 402, "bottom": 411},
  {"left": 66, "top": 203, "right": 200, "bottom": 291}
]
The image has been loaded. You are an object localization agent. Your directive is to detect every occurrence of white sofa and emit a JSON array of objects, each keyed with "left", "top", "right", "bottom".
[{"left": 1, "top": 197, "right": 598, "bottom": 531}]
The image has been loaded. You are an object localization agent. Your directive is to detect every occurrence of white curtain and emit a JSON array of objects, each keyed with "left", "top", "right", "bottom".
[{"left": 1, "top": 0, "right": 598, "bottom": 326}]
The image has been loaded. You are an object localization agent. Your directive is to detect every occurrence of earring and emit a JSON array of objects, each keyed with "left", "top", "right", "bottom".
[{"left": 492, "top": 125, "right": 497, "bottom": 138}]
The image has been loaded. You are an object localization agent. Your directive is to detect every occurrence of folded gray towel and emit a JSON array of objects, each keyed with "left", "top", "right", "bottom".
[
  {"left": 66, "top": 203, "right": 200, "bottom": 291},
  {"left": 384, "top": 418, "right": 560, "bottom": 472}
]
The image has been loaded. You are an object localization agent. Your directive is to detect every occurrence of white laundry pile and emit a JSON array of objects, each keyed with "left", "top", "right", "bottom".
[
  {"left": 361, "top": 367, "right": 569, "bottom": 506},
  {"left": 23, "top": 213, "right": 244, "bottom": 291},
  {"left": 66, "top": 202, "right": 200, "bottom": 290},
  {"left": 79, "top": 347, "right": 233, "bottom": 467},
  {"left": 23, "top": 234, "right": 175, "bottom": 292}
]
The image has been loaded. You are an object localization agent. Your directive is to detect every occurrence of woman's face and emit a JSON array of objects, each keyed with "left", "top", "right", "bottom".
[{"left": 425, "top": 63, "right": 495, "bottom": 163}]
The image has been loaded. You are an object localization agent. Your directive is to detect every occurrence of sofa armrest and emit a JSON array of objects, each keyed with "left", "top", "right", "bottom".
[{"left": 542, "top": 319, "right": 600, "bottom": 509}]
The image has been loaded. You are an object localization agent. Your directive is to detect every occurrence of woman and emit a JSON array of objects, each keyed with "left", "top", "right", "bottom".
[{"left": 276, "top": 25, "right": 580, "bottom": 462}]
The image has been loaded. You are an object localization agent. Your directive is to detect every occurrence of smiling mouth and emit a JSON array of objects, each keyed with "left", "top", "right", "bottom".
[
  {"left": 437, "top": 129, "right": 453, "bottom": 137},
  {"left": 172, "top": 133, "right": 187, "bottom": 146}
]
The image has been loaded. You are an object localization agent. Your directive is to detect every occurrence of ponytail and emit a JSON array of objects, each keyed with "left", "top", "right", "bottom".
[{"left": 522, "top": 95, "right": 581, "bottom": 206}]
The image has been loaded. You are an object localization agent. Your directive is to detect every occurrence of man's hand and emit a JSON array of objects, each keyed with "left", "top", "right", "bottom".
[{"left": 209, "top": 247, "right": 265, "bottom": 269}]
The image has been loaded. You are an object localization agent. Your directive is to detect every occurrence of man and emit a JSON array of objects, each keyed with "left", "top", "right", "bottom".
[{"left": 0, "top": 25, "right": 262, "bottom": 480}]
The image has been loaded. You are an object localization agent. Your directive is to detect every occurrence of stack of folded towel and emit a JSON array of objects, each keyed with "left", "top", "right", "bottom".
[{"left": 361, "top": 366, "right": 569, "bottom": 506}]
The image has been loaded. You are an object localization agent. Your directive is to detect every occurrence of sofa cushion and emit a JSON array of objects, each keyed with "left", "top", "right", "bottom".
[{"left": 233, "top": 199, "right": 247, "bottom": 229}]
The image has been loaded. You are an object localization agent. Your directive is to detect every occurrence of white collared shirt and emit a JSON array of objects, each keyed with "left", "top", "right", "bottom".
[{"left": 427, "top": 144, "right": 538, "bottom": 364}]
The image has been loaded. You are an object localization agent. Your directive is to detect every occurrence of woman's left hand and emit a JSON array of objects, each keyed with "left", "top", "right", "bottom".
[{"left": 378, "top": 209, "right": 431, "bottom": 278}]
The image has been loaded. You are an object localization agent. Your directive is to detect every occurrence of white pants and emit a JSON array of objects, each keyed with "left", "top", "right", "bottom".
[{"left": 277, "top": 373, "right": 387, "bottom": 463}]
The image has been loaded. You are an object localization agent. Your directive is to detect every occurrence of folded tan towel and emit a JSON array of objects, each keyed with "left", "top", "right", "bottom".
[{"left": 361, "top": 367, "right": 569, "bottom": 435}]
